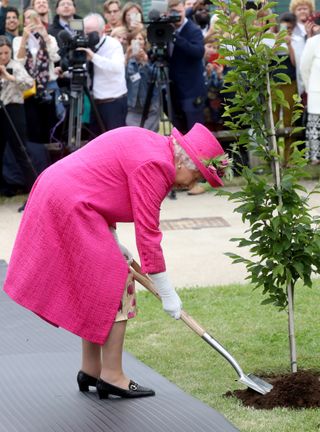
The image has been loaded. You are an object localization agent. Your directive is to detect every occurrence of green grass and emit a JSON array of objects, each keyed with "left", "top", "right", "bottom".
[{"left": 125, "top": 280, "right": 320, "bottom": 432}]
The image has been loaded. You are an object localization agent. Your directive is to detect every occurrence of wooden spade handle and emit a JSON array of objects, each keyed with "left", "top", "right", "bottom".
[{"left": 131, "top": 260, "right": 205, "bottom": 337}]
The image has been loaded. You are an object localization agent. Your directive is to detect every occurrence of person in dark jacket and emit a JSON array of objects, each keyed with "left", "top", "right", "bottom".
[
  {"left": 167, "top": 0, "right": 206, "bottom": 133},
  {"left": 48, "top": 0, "right": 82, "bottom": 45}
]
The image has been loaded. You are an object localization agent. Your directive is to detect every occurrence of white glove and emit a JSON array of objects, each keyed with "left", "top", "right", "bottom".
[
  {"left": 109, "top": 227, "right": 133, "bottom": 264},
  {"left": 149, "top": 272, "right": 182, "bottom": 319}
]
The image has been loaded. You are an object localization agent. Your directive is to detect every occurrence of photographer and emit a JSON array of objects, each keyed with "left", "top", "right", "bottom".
[
  {"left": 0, "top": 36, "right": 37, "bottom": 197},
  {"left": 121, "top": 2, "right": 144, "bottom": 34},
  {"left": 79, "top": 13, "right": 127, "bottom": 132},
  {"left": 166, "top": 0, "right": 206, "bottom": 133},
  {"left": 12, "top": 8, "right": 62, "bottom": 145}
]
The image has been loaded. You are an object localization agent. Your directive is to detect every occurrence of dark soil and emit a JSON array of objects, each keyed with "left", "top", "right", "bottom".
[{"left": 225, "top": 370, "right": 320, "bottom": 409}]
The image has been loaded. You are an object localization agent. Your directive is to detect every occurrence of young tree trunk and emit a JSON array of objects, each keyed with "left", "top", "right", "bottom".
[
  {"left": 265, "top": 72, "right": 282, "bottom": 195},
  {"left": 287, "top": 282, "right": 297, "bottom": 372},
  {"left": 266, "top": 71, "right": 298, "bottom": 371}
]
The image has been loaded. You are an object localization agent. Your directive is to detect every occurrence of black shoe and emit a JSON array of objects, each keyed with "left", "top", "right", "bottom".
[
  {"left": 168, "top": 190, "right": 177, "bottom": 200},
  {"left": 96, "top": 378, "right": 155, "bottom": 399},
  {"left": 18, "top": 200, "right": 27, "bottom": 213},
  {"left": 77, "top": 370, "right": 98, "bottom": 392}
]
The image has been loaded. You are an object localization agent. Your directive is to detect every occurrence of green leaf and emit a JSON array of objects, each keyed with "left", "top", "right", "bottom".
[
  {"left": 261, "top": 298, "right": 275, "bottom": 305},
  {"left": 292, "top": 262, "right": 305, "bottom": 280},
  {"left": 274, "top": 73, "right": 291, "bottom": 84}
]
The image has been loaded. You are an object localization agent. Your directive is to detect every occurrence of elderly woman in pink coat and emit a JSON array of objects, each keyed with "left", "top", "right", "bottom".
[{"left": 3, "top": 123, "right": 230, "bottom": 400}]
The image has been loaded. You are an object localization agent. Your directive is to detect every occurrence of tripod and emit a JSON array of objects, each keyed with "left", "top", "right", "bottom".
[
  {"left": 140, "top": 54, "right": 177, "bottom": 199},
  {"left": 140, "top": 55, "right": 173, "bottom": 136},
  {"left": 0, "top": 96, "right": 38, "bottom": 194},
  {"left": 64, "top": 67, "right": 105, "bottom": 151}
]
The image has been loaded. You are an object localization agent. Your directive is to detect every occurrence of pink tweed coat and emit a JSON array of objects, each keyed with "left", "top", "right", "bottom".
[{"left": 3, "top": 127, "right": 176, "bottom": 344}]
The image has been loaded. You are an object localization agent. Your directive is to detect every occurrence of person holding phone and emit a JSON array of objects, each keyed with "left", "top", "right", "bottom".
[
  {"left": 125, "top": 29, "right": 160, "bottom": 131},
  {"left": 0, "top": 36, "right": 37, "bottom": 198},
  {"left": 121, "top": 2, "right": 143, "bottom": 33},
  {"left": 12, "top": 8, "right": 62, "bottom": 147}
]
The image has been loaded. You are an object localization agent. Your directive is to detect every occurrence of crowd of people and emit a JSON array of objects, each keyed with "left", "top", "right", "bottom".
[{"left": 0, "top": 0, "right": 320, "bottom": 201}]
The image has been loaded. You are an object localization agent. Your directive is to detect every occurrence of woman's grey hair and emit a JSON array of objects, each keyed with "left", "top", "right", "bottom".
[
  {"left": 84, "top": 13, "right": 106, "bottom": 32},
  {"left": 172, "top": 138, "right": 197, "bottom": 170},
  {"left": 0, "top": 35, "right": 12, "bottom": 48}
]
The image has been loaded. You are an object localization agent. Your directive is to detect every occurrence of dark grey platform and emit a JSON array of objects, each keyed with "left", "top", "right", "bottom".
[{"left": 0, "top": 260, "right": 238, "bottom": 432}]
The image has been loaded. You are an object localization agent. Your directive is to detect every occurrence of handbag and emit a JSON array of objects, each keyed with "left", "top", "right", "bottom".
[{"left": 23, "top": 80, "right": 37, "bottom": 100}]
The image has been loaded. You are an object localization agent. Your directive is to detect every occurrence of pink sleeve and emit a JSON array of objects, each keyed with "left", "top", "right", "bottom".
[{"left": 128, "top": 161, "right": 175, "bottom": 274}]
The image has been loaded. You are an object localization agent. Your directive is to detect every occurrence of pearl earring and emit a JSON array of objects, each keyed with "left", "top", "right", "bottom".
[{"left": 178, "top": 164, "right": 182, "bottom": 169}]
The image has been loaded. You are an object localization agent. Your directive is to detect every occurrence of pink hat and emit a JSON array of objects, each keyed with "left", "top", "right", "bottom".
[{"left": 171, "top": 123, "right": 225, "bottom": 188}]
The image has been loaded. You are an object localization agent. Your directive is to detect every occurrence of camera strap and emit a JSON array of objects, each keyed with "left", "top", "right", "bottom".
[
  {"left": 94, "top": 36, "right": 107, "bottom": 53},
  {"left": 88, "top": 37, "right": 107, "bottom": 90}
]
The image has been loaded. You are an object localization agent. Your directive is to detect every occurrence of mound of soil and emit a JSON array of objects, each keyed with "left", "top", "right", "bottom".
[{"left": 225, "top": 370, "right": 320, "bottom": 409}]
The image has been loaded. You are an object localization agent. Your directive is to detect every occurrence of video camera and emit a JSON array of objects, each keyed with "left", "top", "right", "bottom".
[
  {"left": 146, "top": 9, "right": 180, "bottom": 47},
  {"left": 58, "top": 20, "right": 99, "bottom": 71}
]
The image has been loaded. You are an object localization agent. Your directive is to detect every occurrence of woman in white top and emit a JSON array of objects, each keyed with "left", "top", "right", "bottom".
[
  {"left": 300, "top": 30, "right": 320, "bottom": 164},
  {"left": 0, "top": 36, "right": 37, "bottom": 198},
  {"left": 12, "top": 8, "right": 62, "bottom": 145}
]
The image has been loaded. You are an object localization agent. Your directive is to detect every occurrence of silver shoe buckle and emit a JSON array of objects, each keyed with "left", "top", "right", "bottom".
[{"left": 129, "top": 382, "right": 138, "bottom": 391}]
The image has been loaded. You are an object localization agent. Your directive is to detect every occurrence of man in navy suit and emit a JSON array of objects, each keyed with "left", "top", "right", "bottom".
[{"left": 167, "top": 0, "right": 206, "bottom": 133}]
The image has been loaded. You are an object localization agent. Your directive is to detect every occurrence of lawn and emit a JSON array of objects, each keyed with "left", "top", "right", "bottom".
[{"left": 125, "top": 280, "right": 320, "bottom": 432}]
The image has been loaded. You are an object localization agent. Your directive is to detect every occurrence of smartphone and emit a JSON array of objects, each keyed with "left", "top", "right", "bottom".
[
  {"left": 129, "top": 12, "right": 141, "bottom": 26},
  {"left": 29, "top": 11, "right": 38, "bottom": 24},
  {"left": 131, "top": 39, "right": 140, "bottom": 55},
  {"left": 279, "top": 23, "right": 288, "bottom": 31}
]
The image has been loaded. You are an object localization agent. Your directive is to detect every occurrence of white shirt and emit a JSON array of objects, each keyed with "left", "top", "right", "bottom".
[
  {"left": 300, "top": 34, "right": 320, "bottom": 114},
  {"left": 91, "top": 35, "right": 127, "bottom": 99},
  {"left": 176, "top": 17, "right": 188, "bottom": 33},
  {"left": 12, "top": 34, "right": 60, "bottom": 82},
  {"left": 291, "top": 23, "right": 307, "bottom": 95},
  {"left": 0, "top": 59, "right": 34, "bottom": 106}
]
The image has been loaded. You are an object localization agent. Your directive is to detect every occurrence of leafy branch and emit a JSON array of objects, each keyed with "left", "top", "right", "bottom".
[{"left": 212, "top": 0, "right": 320, "bottom": 372}]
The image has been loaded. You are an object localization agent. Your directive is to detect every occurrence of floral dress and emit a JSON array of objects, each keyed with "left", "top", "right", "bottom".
[{"left": 115, "top": 272, "right": 137, "bottom": 321}]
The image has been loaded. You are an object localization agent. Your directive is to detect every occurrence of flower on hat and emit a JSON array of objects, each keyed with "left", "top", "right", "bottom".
[{"left": 203, "top": 153, "right": 233, "bottom": 181}]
